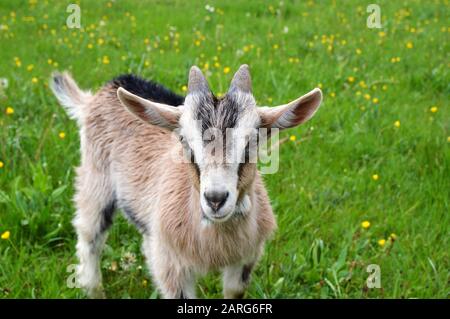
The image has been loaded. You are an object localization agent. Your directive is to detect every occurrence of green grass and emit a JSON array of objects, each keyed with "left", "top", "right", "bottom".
[{"left": 0, "top": 0, "right": 448, "bottom": 298}]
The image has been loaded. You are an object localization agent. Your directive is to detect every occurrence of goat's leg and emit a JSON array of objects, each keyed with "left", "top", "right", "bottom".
[
  {"left": 223, "top": 262, "right": 255, "bottom": 299},
  {"left": 144, "top": 236, "right": 196, "bottom": 299},
  {"left": 72, "top": 168, "right": 115, "bottom": 298}
]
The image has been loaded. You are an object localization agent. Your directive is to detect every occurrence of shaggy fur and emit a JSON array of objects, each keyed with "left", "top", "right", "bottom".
[{"left": 50, "top": 65, "right": 322, "bottom": 299}]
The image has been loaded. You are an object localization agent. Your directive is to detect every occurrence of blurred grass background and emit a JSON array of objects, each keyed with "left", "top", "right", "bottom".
[{"left": 0, "top": 0, "right": 448, "bottom": 298}]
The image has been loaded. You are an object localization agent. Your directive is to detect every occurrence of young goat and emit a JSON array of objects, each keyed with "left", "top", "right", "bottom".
[{"left": 51, "top": 65, "right": 322, "bottom": 298}]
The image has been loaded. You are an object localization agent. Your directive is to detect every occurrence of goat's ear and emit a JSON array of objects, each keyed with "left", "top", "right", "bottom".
[
  {"left": 257, "top": 88, "right": 322, "bottom": 129},
  {"left": 117, "top": 87, "right": 182, "bottom": 130}
]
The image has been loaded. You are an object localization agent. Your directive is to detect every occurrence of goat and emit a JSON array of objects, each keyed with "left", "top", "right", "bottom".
[{"left": 50, "top": 65, "right": 322, "bottom": 298}]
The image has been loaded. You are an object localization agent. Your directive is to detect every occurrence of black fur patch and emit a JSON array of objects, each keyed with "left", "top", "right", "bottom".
[
  {"left": 241, "top": 264, "right": 253, "bottom": 284},
  {"left": 121, "top": 205, "right": 148, "bottom": 234},
  {"left": 110, "top": 74, "right": 185, "bottom": 106},
  {"left": 100, "top": 200, "right": 116, "bottom": 233},
  {"left": 179, "top": 290, "right": 188, "bottom": 299}
]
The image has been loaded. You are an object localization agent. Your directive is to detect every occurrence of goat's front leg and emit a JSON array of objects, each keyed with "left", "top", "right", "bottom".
[
  {"left": 144, "top": 236, "right": 196, "bottom": 299},
  {"left": 223, "top": 262, "right": 255, "bottom": 299}
]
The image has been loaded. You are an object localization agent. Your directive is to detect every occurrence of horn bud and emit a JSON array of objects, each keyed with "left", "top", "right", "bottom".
[{"left": 229, "top": 64, "right": 252, "bottom": 93}]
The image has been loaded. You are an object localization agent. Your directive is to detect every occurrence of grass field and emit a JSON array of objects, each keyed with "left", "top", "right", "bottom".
[{"left": 0, "top": 0, "right": 448, "bottom": 298}]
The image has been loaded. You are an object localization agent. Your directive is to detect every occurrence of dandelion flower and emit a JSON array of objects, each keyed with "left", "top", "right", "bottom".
[
  {"left": 430, "top": 106, "right": 438, "bottom": 113},
  {"left": 27, "top": 64, "right": 34, "bottom": 72},
  {"left": 102, "top": 56, "right": 110, "bottom": 64},
  {"left": 0, "top": 161, "right": 4, "bottom": 168},
  {"left": 31, "top": 77, "right": 38, "bottom": 84},
  {"left": 181, "top": 85, "right": 187, "bottom": 92},
  {"left": 389, "top": 233, "right": 397, "bottom": 240},
  {"left": 406, "top": 41, "right": 413, "bottom": 49},
  {"left": 273, "top": 44, "right": 279, "bottom": 49},
  {"left": 289, "top": 135, "right": 296, "bottom": 142},
  {"left": 59, "top": 132, "right": 66, "bottom": 139},
  {"left": 361, "top": 221, "right": 371, "bottom": 229},
  {"left": 6, "top": 107, "right": 14, "bottom": 115},
  {"left": 1, "top": 231, "right": 10, "bottom": 240},
  {"left": 110, "top": 261, "right": 118, "bottom": 272},
  {"left": 372, "top": 174, "right": 379, "bottom": 181},
  {"left": 364, "top": 93, "right": 371, "bottom": 100},
  {"left": 356, "top": 48, "right": 362, "bottom": 55},
  {"left": 394, "top": 120, "right": 401, "bottom": 128},
  {"left": 372, "top": 97, "right": 379, "bottom": 104},
  {"left": 330, "top": 92, "right": 336, "bottom": 98},
  {"left": 347, "top": 76, "right": 355, "bottom": 83},
  {"left": 378, "top": 239, "right": 386, "bottom": 247},
  {"left": 447, "top": 136, "right": 450, "bottom": 143},
  {"left": 223, "top": 67, "right": 231, "bottom": 74}
]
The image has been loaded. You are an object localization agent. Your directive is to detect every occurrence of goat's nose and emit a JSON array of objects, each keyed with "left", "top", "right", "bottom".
[{"left": 204, "top": 190, "right": 229, "bottom": 212}]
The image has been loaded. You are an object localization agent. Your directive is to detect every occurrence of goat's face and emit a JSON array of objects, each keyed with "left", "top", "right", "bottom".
[{"left": 118, "top": 65, "right": 322, "bottom": 223}]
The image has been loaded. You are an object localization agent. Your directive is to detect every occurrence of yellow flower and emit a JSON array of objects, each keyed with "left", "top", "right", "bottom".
[
  {"left": 273, "top": 44, "right": 279, "bottom": 49},
  {"left": 382, "top": 85, "right": 388, "bottom": 91},
  {"left": 223, "top": 67, "right": 231, "bottom": 74},
  {"left": 31, "top": 77, "right": 38, "bottom": 84},
  {"left": 406, "top": 41, "right": 413, "bottom": 49},
  {"left": 347, "top": 76, "right": 355, "bottom": 83},
  {"left": 59, "top": 132, "right": 66, "bottom": 139},
  {"left": 372, "top": 174, "right": 379, "bottom": 181},
  {"left": 364, "top": 93, "right": 371, "bottom": 100},
  {"left": 6, "top": 107, "right": 14, "bottom": 115},
  {"left": 430, "top": 106, "right": 438, "bottom": 113},
  {"left": 87, "top": 43, "right": 93, "bottom": 49},
  {"left": 359, "top": 80, "right": 367, "bottom": 88},
  {"left": 356, "top": 48, "right": 362, "bottom": 55},
  {"left": 447, "top": 136, "right": 450, "bottom": 143},
  {"left": 394, "top": 120, "right": 401, "bottom": 128},
  {"left": 361, "top": 221, "right": 371, "bottom": 229},
  {"left": 0, "top": 161, "right": 4, "bottom": 168},
  {"left": 389, "top": 233, "right": 397, "bottom": 240},
  {"left": 181, "top": 85, "right": 187, "bottom": 92},
  {"left": 47, "top": 58, "right": 53, "bottom": 65},
  {"left": 194, "top": 40, "right": 201, "bottom": 46},
  {"left": 378, "top": 239, "right": 386, "bottom": 247},
  {"left": 378, "top": 31, "right": 386, "bottom": 37},
  {"left": 14, "top": 58, "right": 22, "bottom": 67},
  {"left": 1, "top": 231, "right": 10, "bottom": 240},
  {"left": 330, "top": 92, "right": 336, "bottom": 98},
  {"left": 102, "top": 56, "right": 110, "bottom": 64},
  {"left": 372, "top": 97, "right": 379, "bottom": 104},
  {"left": 142, "top": 279, "right": 148, "bottom": 287},
  {"left": 289, "top": 135, "right": 296, "bottom": 142},
  {"left": 27, "top": 64, "right": 34, "bottom": 72}
]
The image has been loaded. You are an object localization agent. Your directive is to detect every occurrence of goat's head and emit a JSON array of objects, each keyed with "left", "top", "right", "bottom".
[{"left": 117, "top": 65, "right": 322, "bottom": 223}]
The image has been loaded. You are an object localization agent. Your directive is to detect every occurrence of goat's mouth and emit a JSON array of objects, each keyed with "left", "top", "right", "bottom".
[{"left": 201, "top": 208, "right": 235, "bottom": 224}]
